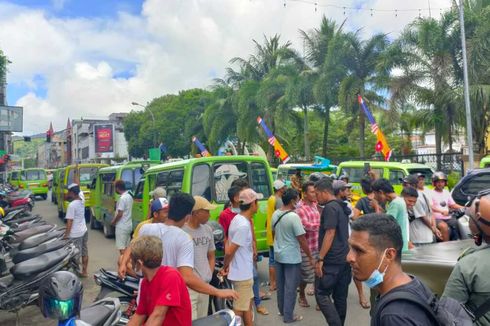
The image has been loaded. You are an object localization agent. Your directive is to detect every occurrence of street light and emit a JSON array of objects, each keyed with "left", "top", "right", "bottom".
[{"left": 131, "top": 101, "right": 156, "bottom": 147}]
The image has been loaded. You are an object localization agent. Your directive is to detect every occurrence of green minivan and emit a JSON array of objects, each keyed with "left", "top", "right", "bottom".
[
  {"left": 337, "top": 161, "right": 434, "bottom": 196},
  {"left": 132, "top": 155, "right": 273, "bottom": 253},
  {"left": 56, "top": 163, "right": 109, "bottom": 219},
  {"left": 480, "top": 156, "right": 490, "bottom": 168},
  {"left": 19, "top": 168, "right": 49, "bottom": 200},
  {"left": 8, "top": 170, "right": 21, "bottom": 188},
  {"left": 90, "top": 161, "right": 158, "bottom": 237}
]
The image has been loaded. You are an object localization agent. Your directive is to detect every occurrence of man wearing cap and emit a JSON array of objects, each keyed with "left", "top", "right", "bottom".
[
  {"left": 182, "top": 196, "right": 217, "bottom": 320},
  {"left": 266, "top": 179, "right": 287, "bottom": 292},
  {"left": 134, "top": 197, "right": 169, "bottom": 239},
  {"left": 146, "top": 187, "right": 167, "bottom": 219},
  {"left": 63, "top": 183, "right": 88, "bottom": 277},
  {"left": 221, "top": 188, "right": 263, "bottom": 326},
  {"left": 402, "top": 175, "right": 441, "bottom": 246}
]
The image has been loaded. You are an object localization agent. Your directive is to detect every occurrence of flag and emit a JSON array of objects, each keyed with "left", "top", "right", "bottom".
[
  {"left": 358, "top": 95, "right": 392, "bottom": 161},
  {"left": 257, "top": 116, "right": 290, "bottom": 163},
  {"left": 192, "top": 136, "right": 211, "bottom": 157}
]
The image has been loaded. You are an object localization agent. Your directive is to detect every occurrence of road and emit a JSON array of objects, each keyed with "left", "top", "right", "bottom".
[{"left": 0, "top": 194, "right": 372, "bottom": 325}]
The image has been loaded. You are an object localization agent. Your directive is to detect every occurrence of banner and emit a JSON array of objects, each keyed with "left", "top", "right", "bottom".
[
  {"left": 192, "top": 136, "right": 211, "bottom": 157},
  {"left": 358, "top": 95, "right": 392, "bottom": 161},
  {"left": 94, "top": 124, "right": 114, "bottom": 154},
  {"left": 257, "top": 116, "right": 290, "bottom": 163}
]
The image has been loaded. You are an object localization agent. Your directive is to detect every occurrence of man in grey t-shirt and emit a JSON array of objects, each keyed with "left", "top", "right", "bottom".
[{"left": 183, "top": 196, "right": 217, "bottom": 320}]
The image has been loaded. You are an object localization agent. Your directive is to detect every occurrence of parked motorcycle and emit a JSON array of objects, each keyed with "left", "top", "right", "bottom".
[
  {"left": 39, "top": 271, "right": 122, "bottom": 326},
  {"left": 0, "top": 243, "right": 79, "bottom": 312},
  {"left": 193, "top": 309, "right": 242, "bottom": 326}
]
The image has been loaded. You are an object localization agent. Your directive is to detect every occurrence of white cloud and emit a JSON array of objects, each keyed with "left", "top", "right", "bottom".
[{"left": 0, "top": 0, "right": 451, "bottom": 135}]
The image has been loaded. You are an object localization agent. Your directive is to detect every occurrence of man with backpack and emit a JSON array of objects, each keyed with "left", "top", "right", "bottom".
[
  {"left": 443, "top": 192, "right": 490, "bottom": 325},
  {"left": 348, "top": 213, "right": 472, "bottom": 326}
]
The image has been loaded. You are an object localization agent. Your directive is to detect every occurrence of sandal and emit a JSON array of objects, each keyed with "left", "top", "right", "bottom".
[
  {"left": 260, "top": 291, "right": 272, "bottom": 300},
  {"left": 256, "top": 305, "right": 269, "bottom": 315},
  {"left": 285, "top": 315, "right": 303, "bottom": 323},
  {"left": 298, "top": 297, "right": 310, "bottom": 308}
]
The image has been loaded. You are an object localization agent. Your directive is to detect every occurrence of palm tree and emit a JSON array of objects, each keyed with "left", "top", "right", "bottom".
[
  {"left": 390, "top": 12, "right": 463, "bottom": 161},
  {"left": 338, "top": 32, "right": 391, "bottom": 158},
  {"left": 300, "top": 17, "right": 349, "bottom": 157}
]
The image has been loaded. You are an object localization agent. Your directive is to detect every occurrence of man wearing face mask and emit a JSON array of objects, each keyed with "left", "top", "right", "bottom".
[
  {"left": 443, "top": 192, "right": 490, "bottom": 325},
  {"left": 347, "top": 213, "right": 435, "bottom": 325}
]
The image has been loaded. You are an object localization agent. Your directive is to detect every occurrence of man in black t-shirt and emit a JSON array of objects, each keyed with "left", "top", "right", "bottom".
[
  {"left": 314, "top": 178, "right": 352, "bottom": 326},
  {"left": 347, "top": 213, "right": 434, "bottom": 325}
]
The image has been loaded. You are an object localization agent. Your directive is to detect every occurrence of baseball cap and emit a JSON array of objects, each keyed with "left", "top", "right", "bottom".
[
  {"left": 67, "top": 183, "right": 80, "bottom": 194},
  {"left": 193, "top": 196, "right": 218, "bottom": 211},
  {"left": 151, "top": 197, "right": 169, "bottom": 213},
  {"left": 416, "top": 173, "right": 426, "bottom": 178},
  {"left": 332, "top": 180, "right": 352, "bottom": 192},
  {"left": 400, "top": 174, "right": 418, "bottom": 186},
  {"left": 149, "top": 187, "right": 166, "bottom": 198},
  {"left": 239, "top": 188, "right": 264, "bottom": 205},
  {"left": 273, "top": 180, "right": 286, "bottom": 190}
]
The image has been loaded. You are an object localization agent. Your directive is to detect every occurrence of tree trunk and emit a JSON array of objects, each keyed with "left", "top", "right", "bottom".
[
  {"left": 322, "top": 104, "right": 330, "bottom": 157},
  {"left": 303, "top": 106, "right": 310, "bottom": 160},
  {"left": 435, "top": 127, "right": 442, "bottom": 171},
  {"left": 359, "top": 106, "right": 366, "bottom": 159}
]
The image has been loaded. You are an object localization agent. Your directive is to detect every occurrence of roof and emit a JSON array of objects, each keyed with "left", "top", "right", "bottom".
[
  {"left": 338, "top": 160, "right": 432, "bottom": 169},
  {"left": 146, "top": 155, "right": 269, "bottom": 174}
]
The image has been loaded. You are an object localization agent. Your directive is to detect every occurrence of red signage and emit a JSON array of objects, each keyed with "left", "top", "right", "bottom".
[{"left": 94, "top": 124, "right": 113, "bottom": 153}]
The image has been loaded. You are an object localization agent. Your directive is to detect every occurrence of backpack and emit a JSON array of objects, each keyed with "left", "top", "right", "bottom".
[{"left": 372, "top": 288, "right": 473, "bottom": 326}]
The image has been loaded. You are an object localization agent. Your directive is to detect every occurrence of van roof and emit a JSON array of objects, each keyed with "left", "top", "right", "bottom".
[
  {"left": 98, "top": 161, "right": 158, "bottom": 173},
  {"left": 146, "top": 155, "right": 269, "bottom": 174},
  {"left": 338, "top": 160, "right": 432, "bottom": 169}
]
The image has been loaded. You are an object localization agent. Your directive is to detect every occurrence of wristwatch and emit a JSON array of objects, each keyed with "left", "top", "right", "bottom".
[{"left": 317, "top": 258, "right": 324, "bottom": 262}]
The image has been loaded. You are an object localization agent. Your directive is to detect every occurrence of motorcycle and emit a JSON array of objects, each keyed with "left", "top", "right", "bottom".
[{"left": 0, "top": 243, "right": 79, "bottom": 312}]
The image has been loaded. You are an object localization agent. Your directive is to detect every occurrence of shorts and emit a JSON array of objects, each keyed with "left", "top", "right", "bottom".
[
  {"left": 72, "top": 232, "right": 88, "bottom": 258},
  {"left": 188, "top": 287, "right": 209, "bottom": 320},
  {"left": 231, "top": 279, "right": 253, "bottom": 311},
  {"left": 269, "top": 246, "right": 275, "bottom": 267},
  {"left": 115, "top": 227, "right": 132, "bottom": 250},
  {"left": 301, "top": 251, "right": 318, "bottom": 284},
  {"left": 436, "top": 218, "right": 458, "bottom": 229}
]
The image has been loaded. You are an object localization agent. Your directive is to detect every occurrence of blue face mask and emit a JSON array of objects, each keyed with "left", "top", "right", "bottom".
[
  {"left": 231, "top": 207, "right": 241, "bottom": 214},
  {"left": 364, "top": 249, "right": 389, "bottom": 289}
]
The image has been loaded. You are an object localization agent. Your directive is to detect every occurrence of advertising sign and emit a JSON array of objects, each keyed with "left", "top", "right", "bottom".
[{"left": 94, "top": 124, "right": 114, "bottom": 155}]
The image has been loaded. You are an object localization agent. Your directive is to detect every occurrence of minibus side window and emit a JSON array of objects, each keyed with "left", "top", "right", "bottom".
[
  {"left": 121, "top": 169, "right": 133, "bottom": 191},
  {"left": 191, "top": 164, "right": 211, "bottom": 201},
  {"left": 213, "top": 162, "right": 248, "bottom": 203},
  {"left": 156, "top": 169, "right": 184, "bottom": 198},
  {"left": 250, "top": 162, "right": 271, "bottom": 199}
]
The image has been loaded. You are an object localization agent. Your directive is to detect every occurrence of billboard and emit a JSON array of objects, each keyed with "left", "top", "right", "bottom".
[
  {"left": 94, "top": 124, "right": 114, "bottom": 156},
  {"left": 0, "top": 105, "right": 23, "bottom": 132}
]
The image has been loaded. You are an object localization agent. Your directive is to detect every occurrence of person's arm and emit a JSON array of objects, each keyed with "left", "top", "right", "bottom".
[
  {"left": 112, "top": 209, "right": 124, "bottom": 225},
  {"left": 127, "top": 313, "right": 147, "bottom": 326},
  {"left": 118, "top": 247, "right": 132, "bottom": 279},
  {"left": 178, "top": 266, "right": 238, "bottom": 299},
  {"left": 316, "top": 229, "right": 335, "bottom": 277},
  {"left": 297, "top": 234, "right": 315, "bottom": 267},
  {"left": 208, "top": 250, "right": 215, "bottom": 277},
  {"left": 144, "top": 305, "right": 168, "bottom": 326},
  {"left": 221, "top": 241, "right": 240, "bottom": 275},
  {"left": 64, "top": 219, "right": 73, "bottom": 239},
  {"left": 352, "top": 207, "right": 362, "bottom": 220}
]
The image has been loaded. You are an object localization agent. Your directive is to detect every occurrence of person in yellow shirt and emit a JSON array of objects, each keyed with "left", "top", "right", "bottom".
[{"left": 266, "top": 179, "right": 287, "bottom": 291}]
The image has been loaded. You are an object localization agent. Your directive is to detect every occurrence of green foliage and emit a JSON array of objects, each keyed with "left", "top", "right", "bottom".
[{"left": 13, "top": 138, "right": 44, "bottom": 158}]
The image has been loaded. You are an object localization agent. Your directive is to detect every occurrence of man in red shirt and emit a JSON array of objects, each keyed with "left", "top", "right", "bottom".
[
  {"left": 127, "top": 236, "right": 191, "bottom": 326},
  {"left": 218, "top": 185, "right": 242, "bottom": 238}
]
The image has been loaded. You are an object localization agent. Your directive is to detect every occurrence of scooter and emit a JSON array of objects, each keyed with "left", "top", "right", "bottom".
[{"left": 0, "top": 243, "right": 79, "bottom": 312}]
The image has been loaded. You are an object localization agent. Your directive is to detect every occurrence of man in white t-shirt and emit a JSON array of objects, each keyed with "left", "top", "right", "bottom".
[
  {"left": 63, "top": 183, "right": 89, "bottom": 277},
  {"left": 221, "top": 188, "right": 262, "bottom": 326},
  {"left": 112, "top": 180, "right": 133, "bottom": 254},
  {"left": 118, "top": 193, "right": 237, "bottom": 303}
]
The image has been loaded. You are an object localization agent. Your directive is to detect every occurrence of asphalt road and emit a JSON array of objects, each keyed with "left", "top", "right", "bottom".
[{"left": 0, "top": 193, "right": 372, "bottom": 325}]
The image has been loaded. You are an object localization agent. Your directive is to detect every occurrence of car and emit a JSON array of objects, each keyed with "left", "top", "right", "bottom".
[{"left": 480, "top": 155, "right": 490, "bottom": 168}]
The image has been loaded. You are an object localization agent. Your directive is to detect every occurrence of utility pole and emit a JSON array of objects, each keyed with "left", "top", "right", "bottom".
[{"left": 458, "top": 0, "right": 475, "bottom": 170}]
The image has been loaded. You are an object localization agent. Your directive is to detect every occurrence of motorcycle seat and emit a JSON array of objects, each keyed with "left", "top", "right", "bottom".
[
  {"left": 9, "top": 224, "right": 55, "bottom": 244},
  {"left": 0, "top": 274, "right": 14, "bottom": 288},
  {"left": 5, "top": 215, "right": 40, "bottom": 226},
  {"left": 12, "top": 239, "right": 68, "bottom": 264},
  {"left": 10, "top": 247, "right": 70, "bottom": 280},
  {"left": 192, "top": 314, "right": 230, "bottom": 326},
  {"left": 103, "top": 269, "right": 140, "bottom": 284},
  {"left": 19, "top": 230, "right": 64, "bottom": 250},
  {"left": 79, "top": 303, "right": 115, "bottom": 326}
]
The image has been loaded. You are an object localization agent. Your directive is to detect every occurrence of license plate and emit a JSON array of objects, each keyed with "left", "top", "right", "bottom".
[{"left": 29, "top": 184, "right": 39, "bottom": 188}]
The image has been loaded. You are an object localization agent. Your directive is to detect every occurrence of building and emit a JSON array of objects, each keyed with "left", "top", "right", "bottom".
[
  {"left": 36, "top": 131, "right": 68, "bottom": 168},
  {"left": 71, "top": 113, "right": 129, "bottom": 163},
  {"left": 411, "top": 130, "right": 468, "bottom": 155}
]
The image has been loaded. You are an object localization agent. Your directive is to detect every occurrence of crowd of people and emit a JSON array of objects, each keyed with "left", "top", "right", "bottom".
[{"left": 60, "top": 169, "right": 490, "bottom": 326}]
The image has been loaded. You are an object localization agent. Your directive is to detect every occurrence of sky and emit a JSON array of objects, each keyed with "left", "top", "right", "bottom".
[{"left": 0, "top": 0, "right": 451, "bottom": 135}]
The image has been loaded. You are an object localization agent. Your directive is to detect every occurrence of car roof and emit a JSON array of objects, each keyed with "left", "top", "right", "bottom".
[
  {"left": 338, "top": 161, "right": 432, "bottom": 169},
  {"left": 402, "top": 239, "right": 474, "bottom": 265},
  {"left": 146, "top": 155, "right": 269, "bottom": 173}
]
